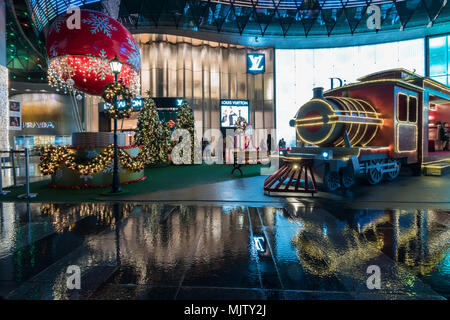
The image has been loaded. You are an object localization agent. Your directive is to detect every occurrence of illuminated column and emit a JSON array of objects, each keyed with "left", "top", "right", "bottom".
[{"left": 0, "top": 0, "right": 9, "bottom": 151}]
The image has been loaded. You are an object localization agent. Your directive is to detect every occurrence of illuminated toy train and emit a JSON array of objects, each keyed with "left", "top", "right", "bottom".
[{"left": 265, "top": 69, "right": 450, "bottom": 193}]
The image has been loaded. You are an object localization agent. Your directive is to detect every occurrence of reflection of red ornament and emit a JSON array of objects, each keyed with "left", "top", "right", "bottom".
[{"left": 46, "top": 9, "right": 140, "bottom": 96}]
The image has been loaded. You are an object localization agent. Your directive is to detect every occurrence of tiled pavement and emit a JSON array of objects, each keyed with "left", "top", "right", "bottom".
[{"left": 0, "top": 201, "right": 448, "bottom": 300}]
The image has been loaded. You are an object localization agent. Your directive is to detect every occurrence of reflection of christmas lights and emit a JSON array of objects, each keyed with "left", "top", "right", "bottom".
[{"left": 40, "top": 203, "right": 136, "bottom": 232}]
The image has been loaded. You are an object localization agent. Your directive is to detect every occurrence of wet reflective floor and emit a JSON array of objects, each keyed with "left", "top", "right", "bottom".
[{"left": 0, "top": 201, "right": 448, "bottom": 300}]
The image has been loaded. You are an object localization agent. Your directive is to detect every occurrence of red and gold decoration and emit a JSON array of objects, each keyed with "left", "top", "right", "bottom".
[
  {"left": 46, "top": 9, "right": 140, "bottom": 96},
  {"left": 102, "top": 81, "right": 133, "bottom": 119},
  {"left": 235, "top": 116, "right": 248, "bottom": 131},
  {"left": 167, "top": 120, "right": 176, "bottom": 129}
]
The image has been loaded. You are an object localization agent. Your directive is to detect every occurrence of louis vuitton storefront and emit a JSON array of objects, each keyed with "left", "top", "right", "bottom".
[{"left": 84, "top": 34, "right": 275, "bottom": 135}]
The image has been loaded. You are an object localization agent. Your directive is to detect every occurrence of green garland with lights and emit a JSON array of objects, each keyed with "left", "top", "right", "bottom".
[{"left": 39, "top": 145, "right": 146, "bottom": 176}]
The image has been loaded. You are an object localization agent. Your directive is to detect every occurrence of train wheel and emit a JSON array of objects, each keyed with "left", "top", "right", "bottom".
[
  {"left": 323, "top": 170, "right": 340, "bottom": 192},
  {"left": 366, "top": 160, "right": 383, "bottom": 185},
  {"left": 340, "top": 167, "right": 355, "bottom": 188},
  {"left": 385, "top": 160, "right": 401, "bottom": 181}
]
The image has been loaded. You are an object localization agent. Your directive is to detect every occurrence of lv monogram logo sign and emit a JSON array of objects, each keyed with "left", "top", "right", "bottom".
[
  {"left": 253, "top": 234, "right": 266, "bottom": 253},
  {"left": 247, "top": 53, "right": 265, "bottom": 74}
]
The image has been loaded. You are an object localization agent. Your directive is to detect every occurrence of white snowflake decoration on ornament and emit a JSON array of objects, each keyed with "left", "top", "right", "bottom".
[
  {"left": 125, "top": 37, "right": 141, "bottom": 70},
  {"left": 82, "top": 14, "right": 117, "bottom": 38},
  {"left": 86, "top": 50, "right": 111, "bottom": 81}
]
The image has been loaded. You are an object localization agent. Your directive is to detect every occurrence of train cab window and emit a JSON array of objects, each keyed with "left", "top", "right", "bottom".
[
  {"left": 408, "top": 96, "right": 417, "bottom": 123},
  {"left": 398, "top": 94, "right": 408, "bottom": 121}
]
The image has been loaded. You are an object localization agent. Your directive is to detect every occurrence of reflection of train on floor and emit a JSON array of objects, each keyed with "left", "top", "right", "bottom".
[{"left": 265, "top": 69, "right": 450, "bottom": 193}]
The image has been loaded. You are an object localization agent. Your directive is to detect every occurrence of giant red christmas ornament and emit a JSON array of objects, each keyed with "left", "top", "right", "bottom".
[{"left": 46, "top": 9, "right": 140, "bottom": 96}]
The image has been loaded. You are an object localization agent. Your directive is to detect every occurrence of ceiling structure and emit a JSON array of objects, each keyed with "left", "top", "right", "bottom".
[
  {"left": 115, "top": 0, "right": 450, "bottom": 41},
  {"left": 24, "top": 1, "right": 450, "bottom": 38},
  {"left": 6, "top": 0, "right": 47, "bottom": 83},
  {"left": 6, "top": 0, "right": 103, "bottom": 83},
  {"left": 7, "top": 0, "right": 450, "bottom": 82}
]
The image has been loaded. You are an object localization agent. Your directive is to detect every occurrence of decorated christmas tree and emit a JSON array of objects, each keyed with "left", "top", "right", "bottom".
[
  {"left": 174, "top": 101, "right": 200, "bottom": 164},
  {"left": 134, "top": 92, "right": 173, "bottom": 165},
  {"left": 158, "top": 121, "right": 174, "bottom": 163}
]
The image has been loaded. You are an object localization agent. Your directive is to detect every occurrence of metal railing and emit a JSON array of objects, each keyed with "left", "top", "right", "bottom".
[{"left": 0, "top": 148, "right": 37, "bottom": 199}]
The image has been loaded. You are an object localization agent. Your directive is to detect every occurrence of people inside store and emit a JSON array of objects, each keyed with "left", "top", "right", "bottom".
[
  {"left": 278, "top": 138, "right": 286, "bottom": 149},
  {"left": 438, "top": 121, "right": 449, "bottom": 151}
]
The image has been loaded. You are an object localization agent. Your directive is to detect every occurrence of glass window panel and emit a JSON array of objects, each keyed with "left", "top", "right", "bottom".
[
  {"left": 398, "top": 94, "right": 408, "bottom": 122},
  {"left": 448, "top": 36, "right": 450, "bottom": 75},
  {"left": 276, "top": 39, "right": 425, "bottom": 146},
  {"left": 408, "top": 96, "right": 417, "bottom": 123},
  {"left": 429, "top": 36, "right": 447, "bottom": 76},
  {"left": 431, "top": 75, "right": 447, "bottom": 86}
]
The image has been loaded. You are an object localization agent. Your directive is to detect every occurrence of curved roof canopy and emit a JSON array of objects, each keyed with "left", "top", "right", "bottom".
[
  {"left": 115, "top": 0, "right": 450, "bottom": 40},
  {"left": 26, "top": 1, "right": 450, "bottom": 40}
]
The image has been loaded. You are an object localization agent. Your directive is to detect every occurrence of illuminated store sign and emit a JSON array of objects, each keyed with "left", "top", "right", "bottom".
[
  {"left": 23, "top": 121, "right": 55, "bottom": 129},
  {"left": 104, "top": 98, "right": 142, "bottom": 111},
  {"left": 154, "top": 97, "right": 184, "bottom": 111},
  {"left": 220, "top": 100, "right": 249, "bottom": 128},
  {"left": 103, "top": 98, "right": 183, "bottom": 112},
  {"left": 253, "top": 234, "right": 266, "bottom": 253},
  {"left": 132, "top": 98, "right": 143, "bottom": 110},
  {"left": 247, "top": 53, "right": 265, "bottom": 74}
]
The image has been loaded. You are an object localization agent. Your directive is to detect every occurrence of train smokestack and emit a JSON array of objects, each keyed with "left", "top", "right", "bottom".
[{"left": 313, "top": 87, "right": 324, "bottom": 99}]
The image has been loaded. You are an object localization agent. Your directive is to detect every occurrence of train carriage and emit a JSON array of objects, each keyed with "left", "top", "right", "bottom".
[{"left": 265, "top": 69, "right": 450, "bottom": 194}]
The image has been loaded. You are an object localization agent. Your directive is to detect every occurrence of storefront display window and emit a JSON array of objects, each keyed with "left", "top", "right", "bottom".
[{"left": 14, "top": 135, "right": 71, "bottom": 150}]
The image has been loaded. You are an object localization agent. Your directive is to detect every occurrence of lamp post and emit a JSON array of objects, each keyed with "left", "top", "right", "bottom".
[{"left": 109, "top": 56, "right": 123, "bottom": 193}]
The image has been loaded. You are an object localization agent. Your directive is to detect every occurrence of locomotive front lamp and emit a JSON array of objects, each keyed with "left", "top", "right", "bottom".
[{"left": 322, "top": 151, "right": 329, "bottom": 159}]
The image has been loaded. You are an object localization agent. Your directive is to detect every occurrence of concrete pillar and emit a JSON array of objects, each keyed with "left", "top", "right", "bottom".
[{"left": 0, "top": 0, "right": 9, "bottom": 151}]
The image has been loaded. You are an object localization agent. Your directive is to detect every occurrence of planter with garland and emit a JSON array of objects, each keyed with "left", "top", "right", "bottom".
[{"left": 40, "top": 132, "right": 145, "bottom": 189}]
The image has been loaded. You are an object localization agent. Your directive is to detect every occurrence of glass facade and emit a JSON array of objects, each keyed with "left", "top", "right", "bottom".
[
  {"left": 429, "top": 35, "right": 450, "bottom": 86},
  {"left": 276, "top": 39, "right": 425, "bottom": 146}
]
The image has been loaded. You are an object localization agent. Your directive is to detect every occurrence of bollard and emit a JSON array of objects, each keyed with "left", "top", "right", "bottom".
[
  {"left": 17, "top": 152, "right": 21, "bottom": 169},
  {"left": 10, "top": 149, "right": 23, "bottom": 188},
  {"left": 11, "top": 149, "right": 17, "bottom": 185},
  {"left": 18, "top": 148, "right": 37, "bottom": 199},
  {"left": 0, "top": 155, "right": 11, "bottom": 196}
]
